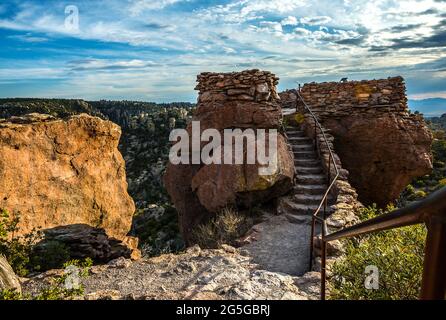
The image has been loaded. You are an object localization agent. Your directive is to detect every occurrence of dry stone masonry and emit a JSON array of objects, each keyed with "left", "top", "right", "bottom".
[{"left": 299, "top": 77, "right": 408, "bottom": 117}]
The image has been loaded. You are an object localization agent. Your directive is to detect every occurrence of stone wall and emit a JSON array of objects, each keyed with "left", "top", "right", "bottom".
[
  {"left": 196, "top": 69, "right": 280, "bottom": 105},
  {"left": 299, "top": 77, "right": 407, "bottom": 118},
  {"left": 295, "top": 77, "right": 433, "bottom": 206}
]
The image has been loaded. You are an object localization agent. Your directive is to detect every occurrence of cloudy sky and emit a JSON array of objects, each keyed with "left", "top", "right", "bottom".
[{"left": 0, "top": 0, "right": 445, "bottom": 102}]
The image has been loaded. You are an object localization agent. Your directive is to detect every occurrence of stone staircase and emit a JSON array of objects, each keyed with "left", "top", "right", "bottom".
[
  {"left": 241, "top": 125, "right": 333, "bottom": 277},
  {"left": 281, "top": 126, "right": 333, "bottom": 225}
]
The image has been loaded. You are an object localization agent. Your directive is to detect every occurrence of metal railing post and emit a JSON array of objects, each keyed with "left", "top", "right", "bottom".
[
  {"left": 309, "top": 218, "right": 315, "bottom": 270},
  {"left": 321, "top": 236, "right": 327, "bottom": 300},
  {"left": 420, "top": 215, "right": 446, "bottom": 300}
]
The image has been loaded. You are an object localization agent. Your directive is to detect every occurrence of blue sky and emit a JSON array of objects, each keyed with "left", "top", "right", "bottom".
[{"left": 0, "top": 0, "right": 445, "bottom": 103}]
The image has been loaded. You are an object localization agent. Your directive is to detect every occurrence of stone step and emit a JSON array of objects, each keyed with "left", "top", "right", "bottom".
[
  {"left": 288, "top": 137, "right": 312, "bottom": 143},
  {"left": 293, "top": 151, "right": 317, "bottom": 159},
  {"left": 292, "top": 144, "right": 314, "bottom": 151},
  {"left": 286, "top": 131, "right": 305, "bottom": 137},
  {"left": 285, "top": 214, "right": 312, "bottom": 225},
  {"left": 296, "top": 174, "right": 327, "bottom": 184},
  {"left": 283, "top": 202, "right": 321, "bottom": 215},
  {"left": 294, "top": 184, "right": 328, "bottom": 195},
  {"left": 294, "top": 159, "right": 320, "bottom": 167},
  {"left": 293, "top": 194, "right": 335, "bottom": 205},
  {"left": 296, "top": 166, "right": 323, "bottom": 174}
]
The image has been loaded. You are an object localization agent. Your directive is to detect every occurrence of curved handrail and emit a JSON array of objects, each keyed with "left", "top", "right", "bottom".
[
  {"left": 294, "top": 90, "right": 340, "bottom": 275},
  {"left": 295, "top": 91, "right": 340, "bottom": 218},
  {"left": 293, "top": 89, "right": 446, "bottom": 301}
]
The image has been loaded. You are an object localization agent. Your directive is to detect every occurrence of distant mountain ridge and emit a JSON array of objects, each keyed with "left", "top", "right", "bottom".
[{"left": 409, "top": 98, "right": 446, "bottom": 117}]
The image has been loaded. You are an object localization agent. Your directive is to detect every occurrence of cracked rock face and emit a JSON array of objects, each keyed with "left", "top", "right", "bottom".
[{"left": 0, "top": 113, "right": 135, "bottom": 241}]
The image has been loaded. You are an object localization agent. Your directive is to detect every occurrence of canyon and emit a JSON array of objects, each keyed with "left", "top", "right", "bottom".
[{"left": 0, "top": 70, "right": 434, "bottom": 299}]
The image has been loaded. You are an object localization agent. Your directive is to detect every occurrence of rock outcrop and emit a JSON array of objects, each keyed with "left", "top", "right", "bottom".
[
  {"left": 22, "top": 246, "right": 320, "bottom": 300},
  {"left": 0, "top": 255, "right": 21, "bottom": 294},
  {"left": 164, "top": 70, "right": 294, "bottom": 243},
  {"left": 0, "top": 113, "right": 138, "bottom": 257},
  {"left": 295, "top": 77, "right": 433, "bottom": 206}
]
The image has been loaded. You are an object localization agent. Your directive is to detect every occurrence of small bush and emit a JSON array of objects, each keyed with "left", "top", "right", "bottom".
[
  {"left": 0, "top": 258, "right": 92, "bottom": 300},
  {"left": 30, "top": 241, "right": 71, "bottom": 272},
  {"left": 408, "top": 190, "right": 427, "bottom": 201},
  {"left": 0, "top": 209, "right": 41, "bottom": 276},
  {"left": 192, "top": 207, "right": 254, "bottom": 249},
  {"left": 0, "top": 208, "right": 75, "bottom": 275},
  {"left": 329, "top": 205, "right": 426, "bottom": 300}
]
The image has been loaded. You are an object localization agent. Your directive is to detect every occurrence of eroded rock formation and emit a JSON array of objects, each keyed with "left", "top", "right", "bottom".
[
  {"left": 0, "top": 255, "right": 21, "bottom": 294},
  {"left": 296, "top": 77, "right": 433, "bottom": 206},
  {"left": 0, "top": 113, "right": 138, "bottom": 257},
  {"left": 164, "top": 70, "right": 294, "bottom": 243}
]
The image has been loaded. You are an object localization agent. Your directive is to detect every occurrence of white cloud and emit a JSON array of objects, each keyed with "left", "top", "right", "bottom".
[
  {"left": 67, "top": 59, "right": 157, "bottom": 71},
  {"left": 129, "top": 0, "right": 186, "bottom": 15},
  {"left": 410, "top": 91, "right": 446, "bottom": 100},
  {"left": 294, "top": 27, "right": 311, "bottom": 36},
  {"left": 258, "top": 21, "right": 283, "bottom": 33},
  {"left": 1, "top": 0, "right": 446, "bottom": 100},
  {"left": 300, "top": 16, "right": 332, "bottom": 26},
  {"left": 7, "top": 33, "right": 49, "bottom": 43},
  {"left": 281, "top": 16, "right": 298, "bottom": 26}
]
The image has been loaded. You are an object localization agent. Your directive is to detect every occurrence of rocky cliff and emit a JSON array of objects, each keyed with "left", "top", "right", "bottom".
[
  {"left": 297, "top": 77, "right": 433, "bottom": 206},
  {"left": 0, "top": 113, "right": 137, "bottom": 253},
  {"left": 164, "top": 70, "right": 295, "bottom": 244}
]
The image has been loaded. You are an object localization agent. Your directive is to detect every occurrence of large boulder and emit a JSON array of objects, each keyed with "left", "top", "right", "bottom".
[
  {"left": 164, "top": 70, "right": 295, "bottom": 244},
  {"left": 321, "top": 113, "right": 432, "bottom": 206},
  {"left": 0, "top": 113, "right": 137, "bottom": 247},
  {"left": 0, "top": 255, "right": 21, "bottom": 294}
]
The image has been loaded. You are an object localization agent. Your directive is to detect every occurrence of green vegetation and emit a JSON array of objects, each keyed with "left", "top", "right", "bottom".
[
  {"left": 329, "top": 205, "right": 426, "bottom": 300},
  {"left": 0, "top": 98, "right": 101, "bottom": 119},
  {"left": 0, "top": 258, "right": 92, "bottom": 300},
  {"left": 427, "top": 113, "right": 446, "bottom": 131},
  {"left": 398, "top": 120, "right": 446, "bottom": 205},
  {"left": 0, "top": 209, "right": 40, "bottom": 276},
  {"left": 0, "top": 209, "right": 78, "bottom": 276}
]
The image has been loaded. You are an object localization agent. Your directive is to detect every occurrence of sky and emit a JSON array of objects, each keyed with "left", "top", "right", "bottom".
[{"left": 0, "top": 0, "right": 445, "bottom": 103}]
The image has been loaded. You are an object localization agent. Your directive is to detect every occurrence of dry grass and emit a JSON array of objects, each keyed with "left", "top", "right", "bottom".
[{"left": 192, "top": 207, "right": 254, "bottom": 249}]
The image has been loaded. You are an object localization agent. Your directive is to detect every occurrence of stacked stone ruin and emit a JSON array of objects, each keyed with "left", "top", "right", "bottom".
[
  {"left": 195, "top": 69, "right": 280, "bottom": 105},
  {"left": 299, "top": 77, "right": 408, "bottom": 118},
  {"left": 290, "top": 77, "right": 433, "bottom": 206}
]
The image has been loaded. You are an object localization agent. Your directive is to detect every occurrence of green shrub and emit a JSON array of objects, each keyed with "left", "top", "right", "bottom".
[
  {"left": 0, "top": 208, "right": 75, "bottom": 275},
  {"left": 408, "top": 190, "right": 427, "bottom": 201},
  {"left": 0, "top": 258, "right": 92, "bottom": 300},
  {"left": 0, "top": 209, "right": 41, "bottom": 276},
  {"left": 192, "top": 207, "right": 255, "bottom": 249},
  {"left": 329, "top": 205, "right": 426, "bottom": 300}
]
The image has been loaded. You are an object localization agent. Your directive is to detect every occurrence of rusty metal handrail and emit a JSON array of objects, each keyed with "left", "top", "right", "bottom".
[
  {"left": 322, "top": 185, "right": 446, "bottom": 300},
  {"left": 294, "top": 89, "right": 340, "bottom": 297}
]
